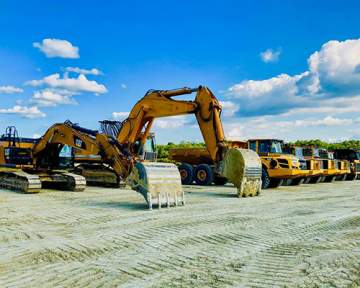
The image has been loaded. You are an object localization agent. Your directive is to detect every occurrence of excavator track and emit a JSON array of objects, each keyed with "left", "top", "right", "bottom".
[
  {"left": 0, "top": 169, "right": 41, "bottom": 193},
  {"left": 39, "top": 172, "right": 86, "bottom": 192},
  {"left": 73, "top": 164, "right": 120, "bottom": 187},
  {"left": 62, "top": 172, "right": 87, "bottom": 191}
]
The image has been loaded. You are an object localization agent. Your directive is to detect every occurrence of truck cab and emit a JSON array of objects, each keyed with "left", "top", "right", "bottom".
[
  {"left": 283, "top": 145, "right": 324, "bottom": 183},
  {"left": 247, "top": 139, "right": 309, "bottom": 188},
  {"left": 333, "top": 149, "right": 359, "bottom": 180}
]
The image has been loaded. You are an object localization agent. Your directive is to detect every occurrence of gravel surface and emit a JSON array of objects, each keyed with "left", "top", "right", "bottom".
[{"left": 0, "top": 181, "right": 359, "bottom": 287}]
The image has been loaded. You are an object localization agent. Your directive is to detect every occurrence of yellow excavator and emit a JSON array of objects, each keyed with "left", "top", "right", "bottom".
[
  {"left": 0, "top": 125, "right": 86, "bottom": 193},
  {"left": 0, "top": 86, "right": 262, "bottom": 207},
  {"left": 114, "top": 86, "right": 262, "bottom": 197}
]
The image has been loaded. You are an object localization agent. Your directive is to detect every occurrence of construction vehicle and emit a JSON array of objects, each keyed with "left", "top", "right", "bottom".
[
  {"left": 0, "top": 121, "right": 179, "bottom": 208},
  {"left": 73, "top": 121, "right": 157, "bottom": 187},
  {"left": 169, "top": 138, "right": 306, "bottom": 190},
  {"left": 169, "top": 140, "right": 248, "bottom": 186},
  {"left": 118, "top": 86, "right": 261, "bottom": 197},
  {"left": 318, "top": 149, "right": 350, "bottom": 181},
  {"left": 0, "top": 85, "right": 262, "bottom": 206},
  {"left": 333, "top": 148, "right": 360, "bottom": 180},
  {"left": 0, "top": 125, "right": 86, "bottom": 193},
  {"left": 292, "top": 146, "right": 350, "bottom": 182},
  {"left": 282, "top": 145, "right": 324, "bottom": 184},
  {"left": 247, "top": 139, "right": 309, "bottom": 188}
]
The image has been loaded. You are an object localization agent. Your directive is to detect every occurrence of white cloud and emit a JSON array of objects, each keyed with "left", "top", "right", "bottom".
[
  {"left": 112, "top": 111, "right": 129, "bottom": 120},
  {"left": 307, "top": 39, "right": 360, "bottom": 93},
  {"left": 33, "top": 38, "right": 79, "bottom": 59},
  {"left": 293, "top": 116, "right": 352, "bottom": 127},
  {"left": 284, "top": 95, "right": 360, "bottom": 116},
  {"left": 0, "top": 85, "right": 23, "bottom": 94},
  {"left": 219, "top": 101, "right": 239, "bottom": 117},
  {"left": 32, "top": 89, "right": 77, "bottom": 107},
  {"left": 227, "top": 73, "right": 305, "bottom": 116},
  {"left": 121, "top": 84, "right": 127, "bottom": 89},
  {"left": 224, "top": 115, "right": 353, "bottom": 140},
  {"left": 153, "top": 115, "right": 191, "bottom": 129},
  {"left": 26, "top": 73, "right": 107, "bottom": 94},
  {"left": 65, "top": 67, "right": 103, "bottom": 75},
  {"left": 0, "top": 105, "right": 45, "bottom": 118},
  {"left": 227, "top": 38, "right": 360, "bottom": 118},
  {"left": 260, "top": 48, "right": 281, "bottom": 63}
]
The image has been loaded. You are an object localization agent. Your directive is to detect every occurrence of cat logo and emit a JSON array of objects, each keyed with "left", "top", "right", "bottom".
[{"left": 74, "top": 137, "right": 84, "bottom": 148}]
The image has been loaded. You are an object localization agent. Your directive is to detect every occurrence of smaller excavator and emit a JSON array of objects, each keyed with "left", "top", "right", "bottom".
[{"left": 0, "top": 125, "right": 86, "bottom": 193}]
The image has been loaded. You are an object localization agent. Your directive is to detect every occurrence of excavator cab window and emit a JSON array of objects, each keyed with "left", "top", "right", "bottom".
[
  {"left": 136, "top": 135, "right": 158, "bottom": 161},
  {"left": 58, "top": 145, "right": 74, "bottom": 168}
]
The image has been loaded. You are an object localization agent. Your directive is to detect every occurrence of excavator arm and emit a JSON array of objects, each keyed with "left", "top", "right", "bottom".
[
  {"left": 116, "top": 86, "right": 262, "bottom": 197},
  {"left": 118, "top": 86, "right": 226, "bottom": 162},
  {"left": 32, "top": 122, "right": 100, "bottom": 169}
]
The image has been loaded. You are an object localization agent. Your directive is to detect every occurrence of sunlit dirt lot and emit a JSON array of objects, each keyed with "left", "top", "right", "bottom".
[{"left": 0, "top": 180, "right": 359, "bottom": 287}]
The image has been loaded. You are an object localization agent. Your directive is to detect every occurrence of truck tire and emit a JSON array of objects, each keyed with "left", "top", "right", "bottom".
[
  {"left": 336, "top": 174, "right": 347, "bottom": 181},
  {"left": 282, "top": 179, "right": 292, "bottom": 186},
  {"left": 324, "top": 175, "right": 336, "bottom": 182},
  {"left": 291, "top": 178, "right": 305, "bottom": 186},
  {"left": 213, "top": 175, "right": 228, "bottom": 185},
  {"left": 178, "top": 163, "right": 194, "bottom": 185},
  {"left": 194, "top": 164, "right": 213, "bottom": 185},
  {"left": 262, "top": 168, "right": 271, "bottom": 189},
  {"left": 309, "top": 176, "right": 322, "bottom": 184},
  {"left": 346, "top": 174, "right": 356, "bottom": 181},
  {"left": 269, "top": 178, "right": 283, "bottom": 188}
]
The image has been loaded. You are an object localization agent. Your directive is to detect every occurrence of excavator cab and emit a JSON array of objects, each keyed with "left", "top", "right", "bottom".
[
  {"left": 0, "top": 126, "right": 34, "bottom": 167},
  {"left": 137, "top": 133, "right": 157, "bottom": 161}
]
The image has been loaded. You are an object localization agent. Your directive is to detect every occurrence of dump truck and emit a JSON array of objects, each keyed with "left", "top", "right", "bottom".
[
  {"left": 282, "top": 145, "right": 324, "bottom": 184},
  {"left": 318, "top": 149, "right": 350, "bottom": 181},
  {"left": 169, "top": 140, "right": 248, "bottom": 186},
  {"left": 247, "top": 139, "right": 309, "bottom": 188},
  {"left": 169, "top": 138, "right": 305, "bottom": 190},
  {"left": 333, "top": 148, "right": 360, "bottom": 180}
]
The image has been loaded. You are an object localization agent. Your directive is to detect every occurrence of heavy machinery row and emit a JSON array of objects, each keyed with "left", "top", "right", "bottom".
[{"left": 0, "top": 86, "right": 359, "bottom": 209}]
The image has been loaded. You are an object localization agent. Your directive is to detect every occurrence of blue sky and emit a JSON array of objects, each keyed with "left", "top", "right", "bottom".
[{"left": 0, "top": 0, "right": 359, "bottom": 143}]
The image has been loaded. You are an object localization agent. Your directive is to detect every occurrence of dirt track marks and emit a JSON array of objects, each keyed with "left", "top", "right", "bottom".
[{"left": 0, "top": 181, "right": 359, "bottom": 287}]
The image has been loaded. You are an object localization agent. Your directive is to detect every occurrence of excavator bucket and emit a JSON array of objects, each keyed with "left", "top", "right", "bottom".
[
  {"left": 126, "top": 162, "right": 184, "bottom": 209},
  {"left": 221, "top": 148, "right": 262, "bottom": 197}
]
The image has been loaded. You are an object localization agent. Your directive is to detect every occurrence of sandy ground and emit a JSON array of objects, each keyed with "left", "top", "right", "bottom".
[{"left": 0, "top": 181, "right": 359, "bottom": 288}]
